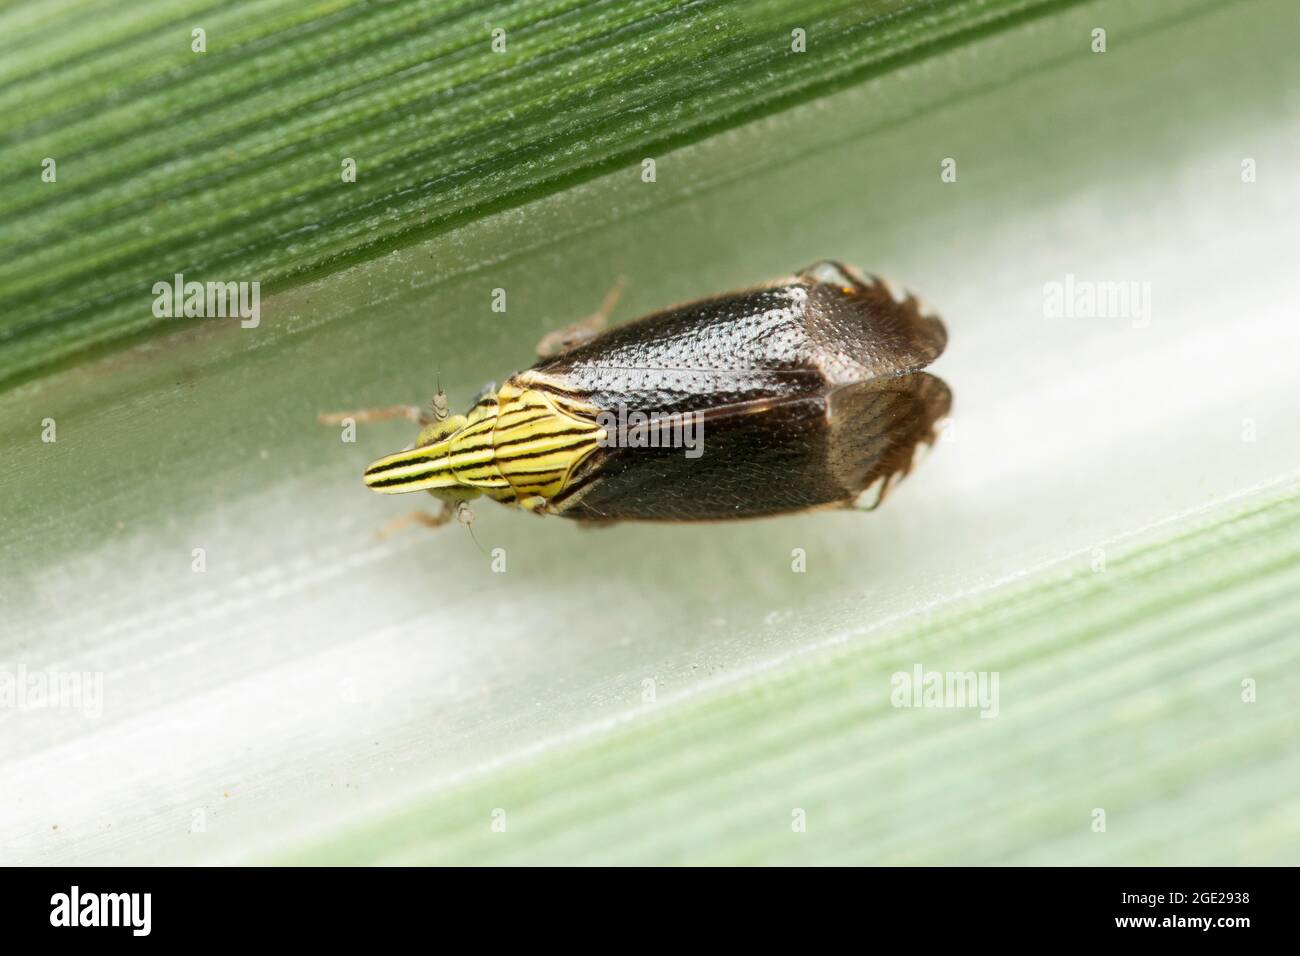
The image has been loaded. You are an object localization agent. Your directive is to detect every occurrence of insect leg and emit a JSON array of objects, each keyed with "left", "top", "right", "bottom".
[
  {"left": 535, "top": 275, "right": 626, "bottom": 358},
  {"left": 319, "top": 384, "right": 461, "bottom": 429},
  {"left": 317, "top": 405, "right": 429, "bottom": 426},
  {"left": 375, "top": 502, "right": 457, "bottom": 539},
  {"left": 853, "top": 473, "right": 895, "bottom": 512}
]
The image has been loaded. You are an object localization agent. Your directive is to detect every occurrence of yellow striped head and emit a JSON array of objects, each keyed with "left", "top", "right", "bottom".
[
  {"left": 360, "top": 381, "right": 605, "bottom": 510},
  {"left": 363, "top": 442, "right": 463, "bottom": 496}
]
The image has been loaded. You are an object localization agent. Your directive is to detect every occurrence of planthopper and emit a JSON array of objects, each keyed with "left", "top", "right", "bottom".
[{"left": 320, "top": 261, "right": 950, "bottom": 531}]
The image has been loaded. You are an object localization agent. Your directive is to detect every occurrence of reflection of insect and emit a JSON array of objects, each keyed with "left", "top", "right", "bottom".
[{"left": 321, "top": 261, "right": 950, "bottom": 532}]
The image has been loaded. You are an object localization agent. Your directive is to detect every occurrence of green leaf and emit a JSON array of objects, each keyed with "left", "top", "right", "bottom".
[
  {"left": 0, "top": 0, "right": 1075, "bottom": 389},
  {"left": 281, "top": 478, "right": 1300, "bottom": 864}
]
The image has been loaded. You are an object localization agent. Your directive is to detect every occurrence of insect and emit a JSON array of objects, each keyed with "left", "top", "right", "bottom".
[{"left": 322, "top": 261, "right": 949, "bottom": 530}]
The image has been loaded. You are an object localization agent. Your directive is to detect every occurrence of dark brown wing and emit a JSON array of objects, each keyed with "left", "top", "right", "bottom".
[
  {"left": 527, "top": 261, "right": 947, "bottom": 419},
  {"left": 551, "top": 372, "right": 951, "bottom": 521}
]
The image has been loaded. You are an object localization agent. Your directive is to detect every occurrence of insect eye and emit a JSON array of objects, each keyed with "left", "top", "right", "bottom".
[{"left": 431, "top": 390, "right": 449, "bottom": 421}]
